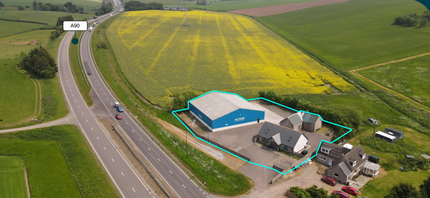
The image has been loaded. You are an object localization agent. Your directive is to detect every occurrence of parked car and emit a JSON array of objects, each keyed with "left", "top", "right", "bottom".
[
  {"left": 342, "top": 186, "right": 359, "bottom": 196},
  {"left": 368, "top": 118, "right": 378, "bottom": 125},
  {"left": 332, "top": 190, "right": 350, "bottom": 198},
  {"left": 115, "top": 114, "right": 122, "bottom": 120},
  {"left": 321, "top": 176, "right": 337, "bottom": 186},
  {"left": 116, "top": 105, "right": 124, "bottom": 112},
  {"left": 368, "top": 155, "right": 379, "bottom": 163}
]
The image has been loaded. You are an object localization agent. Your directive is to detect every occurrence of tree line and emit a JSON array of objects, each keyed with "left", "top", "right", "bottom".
[
  {"left": 33, "top": 1, "right": 85, "bottom": 13},
  {"left": 124, "top": 1, "right": 163, "bottom": 11},
  {"left": 394, "top": 11, "right": 430, "bottom": 27},
  {"left": 384, "top": 175, "right": 430, "bottom": 198},
  {"left": 258, "top": 90, "right": 362, "bottom": 139},
  {"left": 49, "top": 15, "right": 74, "bottom": 40},
  {"left": 95, "top": 0, "right": 113, "bottom": 16},
  {"left": 19, "top": 46, "right": 58, "bottom": 79}
]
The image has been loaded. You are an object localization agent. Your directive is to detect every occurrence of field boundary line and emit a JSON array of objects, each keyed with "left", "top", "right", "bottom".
[
  {"left": 57, "top": 139, "right": 85, "bottom": 198},
  {"left": 350, "top": 51, "right": 430, "bottom": 111}
]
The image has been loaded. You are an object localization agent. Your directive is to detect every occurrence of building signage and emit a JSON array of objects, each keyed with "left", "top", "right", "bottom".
[{"left": 234, "top": 117, "right": 245, "bottom": 122}]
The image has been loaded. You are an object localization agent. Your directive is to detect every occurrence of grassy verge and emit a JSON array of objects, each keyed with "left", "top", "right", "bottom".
[
  {"left": 92, "top": 16, "right": 252, "bottom": 196},
  {"left": 69, "top": 31, "right": 93, "bottom": 106},
  {"left": 0, "top": 125, "right": 120, "bottom": 198},
  {"left": 0, "top": 156, "right": 27, "bottom": 198}
]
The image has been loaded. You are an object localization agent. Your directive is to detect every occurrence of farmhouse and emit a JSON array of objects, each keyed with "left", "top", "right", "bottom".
[
  {"left": 279, "top": 112, "right": 322, "bottom": 132},
  {"left": 190, "top": 92, "right": 265, "bottom": 132},
  {"left": 316, "top": 142, "right": 369, "bottom": 184},
  {"left": 255, "top": 122, "right": 308, "bottom": 153},
  {"left": 385, "top": 127, "right": 404, "bottom": 139}
]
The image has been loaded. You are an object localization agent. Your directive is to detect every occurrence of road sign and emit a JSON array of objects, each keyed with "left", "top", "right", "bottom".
[{"left": 63, "top": 21, "right": 88, "bottom": 31}]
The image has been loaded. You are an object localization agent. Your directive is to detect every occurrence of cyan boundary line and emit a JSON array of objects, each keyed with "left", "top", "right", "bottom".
[{"left": 172, "top": 90, "right": 352, "bottom": 175}]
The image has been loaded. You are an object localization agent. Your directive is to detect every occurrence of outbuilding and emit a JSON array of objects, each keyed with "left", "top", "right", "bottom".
[
  {"left": 189, "top": 92, "right": 265, "bottom": 132},
  {"left": 385, "top": 127, "right": 404, "bottom": 139},
  {"left": 375, "top": 131, "right": 396, "bottom": 143}
]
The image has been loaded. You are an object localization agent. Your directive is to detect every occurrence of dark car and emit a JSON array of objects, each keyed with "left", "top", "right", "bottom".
[
  {"left": 332, "top": 190, "right": 350, "bottom": 198},
  {"left": 115, "top": 114, "right": 122, "bottom": 120},
  {"left": 368, "top": 155, "right": 379, "bottom": 163},
  {"left": 87, "top": 71, "right": 92, "bottom": 75},
  {"left": 342, "top": 186, "right": 359, "bottom": 196},
  {"left": 321, "top": 176, "right": 337, "bottom": 186}
]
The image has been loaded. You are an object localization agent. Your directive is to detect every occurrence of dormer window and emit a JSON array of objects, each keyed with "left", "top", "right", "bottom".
[
  {"left": 321, "top": 147, "right": 331, "bottom": 154},
  {"left": 359, "top": 153, "right": 366, "bottom": 159},
  {"left": 265, "top": 129, "right": 269, "bottom": 134},
  {"left": 350, "top": 161, "right": 356, "bottom": 167},
  {"left": 288, "top": 137, "right": 292, "bottom": 142}
]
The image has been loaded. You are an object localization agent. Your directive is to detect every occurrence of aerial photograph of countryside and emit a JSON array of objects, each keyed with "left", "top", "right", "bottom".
[{"left": 0, "top": 0, "right": 429, "bottom": 198}]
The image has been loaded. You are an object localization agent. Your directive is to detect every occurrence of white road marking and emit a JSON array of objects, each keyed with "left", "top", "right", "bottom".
[
  {"left": 126, "top": 122, "right": 128, "bottom": 124},
  {"left": 96, "top": 137, "right": 99, "bottom": 140},
  {"left": 81, "top": 112, "right": 83, "bottom": 114},
  {"left": 169, "top": 170, "right": 172, "bottom": 174},
  {"left": 121, "top": 172, "right": 124, "bottom": 176},
  {"left": 132, "top": 188, "right": 135, "bottom": 192},
  {"left": 104, "top": 147, "right": 106, "bottom": 150},
  {"left": 139, "top": 138, "right": 142, "bottom": 141},
  {"left": 86, "top": 119, "right": 88, "bottom": 122},
  {"left": 199, "top": 188, "right": 202, "bottom": 191},
  {"left": 91, "top": 128, "right": 93, "bottom": 130},
  {"left": 148, "top": 147, "right": 150, "bottom": 151},
  {"left": 182, "top": 184, "right": 186, "bottom": 189},
  {"left": 75, "top": 100, "right": 77, "bottom": 102},
  {"left": 112, "top": 158, "right": 115, "bottom": 162},
  {"left": 157, "top": 158, "right": 161, "bottom": 162},
  {"left": 78, "top": 106, "right": 80, "bottom": 108}
]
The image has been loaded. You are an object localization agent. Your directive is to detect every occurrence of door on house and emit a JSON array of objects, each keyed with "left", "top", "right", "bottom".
[{"left": 329, "top": 159, "right": 332, "bottom": 166}]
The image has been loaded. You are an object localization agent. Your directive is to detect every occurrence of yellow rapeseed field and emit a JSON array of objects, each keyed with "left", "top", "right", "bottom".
[{"left": 106, "top": 10, "right": 355, "bottom": 106}]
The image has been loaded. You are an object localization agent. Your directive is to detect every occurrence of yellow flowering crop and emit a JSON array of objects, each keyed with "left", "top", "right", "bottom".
[{"left": 106, "top": 10, "right": 356, "bottom": 106}]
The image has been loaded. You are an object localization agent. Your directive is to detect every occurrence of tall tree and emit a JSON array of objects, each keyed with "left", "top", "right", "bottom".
[
  {"left": 20, "top": 46, "right": 58, "bottom": 79},
  {"left": 420, "top": 175, "right": 430, "bottom": 198}
]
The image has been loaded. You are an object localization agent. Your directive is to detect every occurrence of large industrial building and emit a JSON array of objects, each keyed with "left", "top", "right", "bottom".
[{"left": 189, "top": 92, "right": 265, "bottom": 132}]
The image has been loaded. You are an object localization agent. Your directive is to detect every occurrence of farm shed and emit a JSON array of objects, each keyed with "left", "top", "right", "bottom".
[
  {"left": 385, "top": 127, "right": 404, "bottom": 139},
  {"left": 189, "top": 92, "right": 265, "bottom": 132},
  {"left": 375, "top": 131, "right": 396, "bottom": 143}
]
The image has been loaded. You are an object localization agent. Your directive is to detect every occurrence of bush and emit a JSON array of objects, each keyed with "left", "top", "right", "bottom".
[
  {"left": 0, "top": 2, "right": 4, "bottom": 7},
  {"left": 18, "top": 5, "right": 25, "bottom": 10},
  {"left": 19, "top": 46, "right": 58, "bottom": 79},
  {"left": 394, "top": 11, "right": 430, "bottom": 27}
]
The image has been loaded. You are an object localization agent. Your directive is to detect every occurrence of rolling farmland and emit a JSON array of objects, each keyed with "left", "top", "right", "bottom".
[
  {"left": 107, "top": 10, "right": 355, "bottom": 106},
  {"left": 0, "top": 156, "right": 27, "bottom": 198}
]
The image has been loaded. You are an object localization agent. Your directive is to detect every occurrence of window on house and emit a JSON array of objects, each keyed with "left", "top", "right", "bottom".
[
  {"left": 284, "top": 145, "right": 288, "bottom": 150},
  {"left": 332, "top": 173, "right": 339, "bottom": 178},
  {"left": 360, "top": 153, "right": 366, "bottom": 159},
  {"left": 350, "top": 161, "right": 356, "bottom": 167},
  {"left": 262, "top": 138, "right": 266, "bottom": 142},
  {"left": 321, "top": 147, "right": 330, "bottom": 154},
  {"left": 320, "top": 156, "right": 326, "bottom": 161}
]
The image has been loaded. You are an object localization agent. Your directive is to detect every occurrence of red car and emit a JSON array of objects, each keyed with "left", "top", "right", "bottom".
[
  {"left": 342, "top": 186, "right": 359, "bottom": 196},
  {"left": 321, "top": 176, "right": 337, "bottom": 186},
  {"left": 332, "top": 190, "right": 350, "bottom": 198},
  {"left": 116, "top": 114, "right": 122, "bottom": 120}
]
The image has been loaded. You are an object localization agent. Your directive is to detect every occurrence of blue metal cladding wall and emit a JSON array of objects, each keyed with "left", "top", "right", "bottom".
[
  {"left": 213, "top": 109, "right": 265, "bottom": 129},
  {"left": 189, "top": 103, "right": 213, "bottom": 129}
]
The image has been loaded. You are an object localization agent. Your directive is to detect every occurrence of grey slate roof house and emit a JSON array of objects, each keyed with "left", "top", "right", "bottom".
[
  {"left": 279, "top": 112, "right": 322, "bottom": 132},
  {"left": 256, "top": 122, "right": 308, "bottom": 153},
  {"left": 316, "top": 142, "right": 368, "bottom": 184}
]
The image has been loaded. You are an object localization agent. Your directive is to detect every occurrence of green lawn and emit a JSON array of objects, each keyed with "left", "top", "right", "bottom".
[
  {"left": 2, "top": 0, "right": 101, "bottom": 8},
  {"left": 258, "top": 0, "right": 430, "bottom": 70},
  {"left": 0, "top": 156, "right": 27, "bottom": 198},
  {"left": 0, "top": 8, "right": 96, "bottom": 26},
  {"left": 0, "top": 125, "right": 119, "bottom": 198},
  {"left": 164, "top": 0, "right": 317, "bottom": 11},
  {"left": 0, "top": 30, "right": 50, "bottom": 58},
  {"left": 0, "top": 20, "right": 45, "bottom": 38},
  {"left": 360, "top": 170, "right": 430, "bottom": 198},
  {"left": 359, "top": 54, "right": 430, "bottom": 108},
  {"left": 0, "top": 58, "right": 36, "bottom": 127}
]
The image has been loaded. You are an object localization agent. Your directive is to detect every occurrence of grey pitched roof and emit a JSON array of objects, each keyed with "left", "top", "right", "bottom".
[
  {"left": 319, "top": 142, "right": 351, "bottom": 163},
  {"left": 257, "top": 122, "right": 306, "bottom": 148},
  {"left": 190, "top": 92, "right": 263, "bottom": 120},
  {"left": 303, "top": 113, "right": 319, "bottom": 124},
  {"left": 343, "top": 145, "right": 367, "bottom": 171},
  {"left": 385, "top": 127, "right": 404, "bottom": 135},
  {"left": 338, "top": 162, "right": 352, "bottom": 176},
  {"left": 288, "top": 113, "right": 303, "bottom": 126}
]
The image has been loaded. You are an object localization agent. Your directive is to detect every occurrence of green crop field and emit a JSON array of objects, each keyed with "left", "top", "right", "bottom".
[
  {"left": 0, "top": 156, "right": 27, "bottom": 198},
  {"left": 0, "top": 125, "right": 119, "bottom": 198},
  {"left": 0, "top": 9, "right": 96, "bottom": 26},
  {"left": 358, "top": 54, "right": 430, "bottom": 108},
  {"left": 258, "top": 0, "right": 430, "bottom": 70},
  {"left": 2, "top": 0, "right": 101, "bottom": 8},
  {"left": 107, "top": 10, "right": 355, "bottom": 106},
  {"left": 0, "top": 20, "right": 45, "bottom": 38}
]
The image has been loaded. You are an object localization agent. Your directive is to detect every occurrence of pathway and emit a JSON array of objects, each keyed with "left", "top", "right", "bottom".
[
  {"left": 350, "top": 52, "right": 430, "bottom": 111},
  {"left": 0, "top": 112, "right": 77, "bottom": 133}
]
